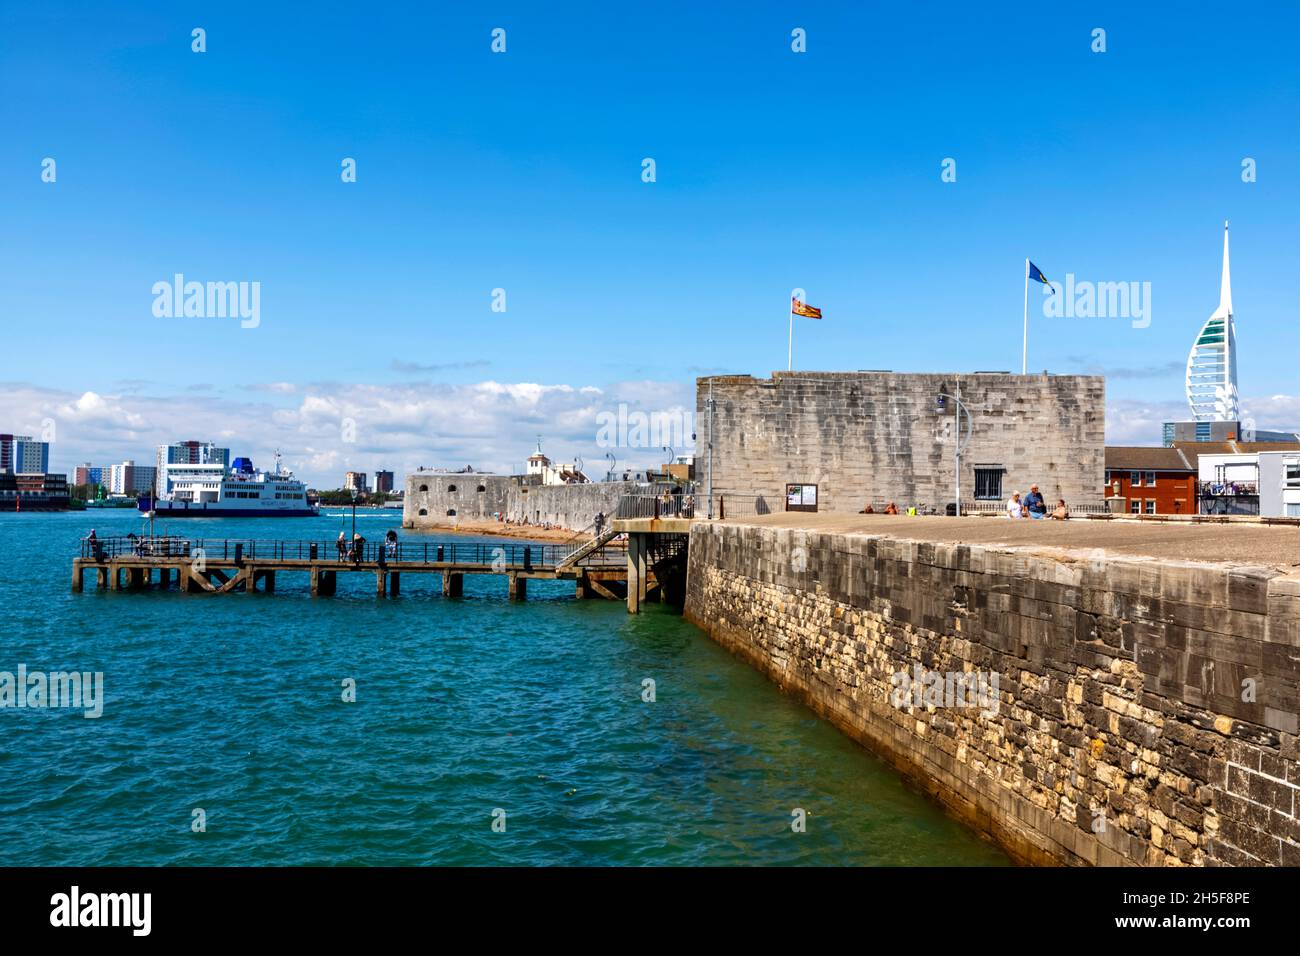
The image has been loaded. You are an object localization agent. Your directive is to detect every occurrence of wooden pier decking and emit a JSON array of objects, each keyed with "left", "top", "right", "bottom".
[{"left": 71, "top": 535, "right": 636, "bottom": 600}]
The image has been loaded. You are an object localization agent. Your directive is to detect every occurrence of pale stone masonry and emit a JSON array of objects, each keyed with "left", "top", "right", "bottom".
[
  {"left": 696, "top": 371, "right": 1105, "bottom": 513},
  {"left": 684, "top": 521, "right": 1300, "bottom": 866},
  {"left": 403, "top": 473, "right": 642, "bottom": 532}
]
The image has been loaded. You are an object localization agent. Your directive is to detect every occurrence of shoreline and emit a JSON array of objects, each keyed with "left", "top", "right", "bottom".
[{"left": 404, "top": 518, "right": 579, "bottom": 542}]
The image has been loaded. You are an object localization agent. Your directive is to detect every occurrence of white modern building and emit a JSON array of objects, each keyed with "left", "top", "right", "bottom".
[
  {"left": 1197, "top": 451, "right": 1300, "bottom": 517},
  {"left": 525, "top": 440, "right": 588, "bottom": 485},
  {"left": 1185, "top": 222, "right": 1239, "bottom": 423},
  {"left": 108, "top": 460, "right": 157, "bottom": 496}
]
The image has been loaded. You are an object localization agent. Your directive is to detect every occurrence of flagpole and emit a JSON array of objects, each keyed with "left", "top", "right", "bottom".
[
  {"left": 1021, "top": 258, "right": 1029, "bottom": 375},
  {"left": 788, "top": 297, "right": 794, "bottom": 371}
]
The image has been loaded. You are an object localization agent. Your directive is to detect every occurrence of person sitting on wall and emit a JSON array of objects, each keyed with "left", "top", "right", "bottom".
[
  {"left": 859, "top": 505, "right": 875, "bottom": 514},
  {"left": 884, "top": 502, "right": 899, "bottom": 515},
  {"left": 1006, "top": 492, "right": 1024, "bottom": 518},
  {"left": 1051, "top": 499, "right": 1070, "bottom": 520},
  {"left": 1023, "top": 484, "right": 1047, "bottom": 520}
]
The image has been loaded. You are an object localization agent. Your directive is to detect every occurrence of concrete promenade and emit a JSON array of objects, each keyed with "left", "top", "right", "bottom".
[{"left": 729, "top": 512, "right": 1300, "bottom": 569}]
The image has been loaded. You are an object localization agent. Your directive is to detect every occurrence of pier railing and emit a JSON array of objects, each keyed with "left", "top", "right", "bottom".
[
  {"left": 77, "top": 536, "right": 607, "bottom": 569},
  {"left": 615, "top": 492, "right": 778, "bottom": 521}
]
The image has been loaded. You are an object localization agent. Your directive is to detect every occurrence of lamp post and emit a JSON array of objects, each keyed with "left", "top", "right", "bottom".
[
  {"left": 350, "top": 486, "right": 358, "bottom": 539},
  {"left": 605, "top": 452, "right": 617, "bottom": 482},
  {"left": 935, "top": 387, "right": 973, "bottom": 516}
]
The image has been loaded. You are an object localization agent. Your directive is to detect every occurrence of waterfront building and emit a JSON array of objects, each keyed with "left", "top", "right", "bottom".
[
  {"left": 1185, "top": 223, "right": 1239, "bottom": 423},
  {"left": 698, "top": 371, "right": 1104, "bottom": 514},
  {"left": 525, "top": 440, "right": 589, "bottom": 485},
  {"left": 73, "top": 463, "right": 107, "bottom": 487},
  {"left": 1104, "top": 447, "right": 1197, "bottom": 515},
  {"left": 1193, "top": 445, "right": 1300, "bottom": 517},
  {"left": 344, "top": 471, "right": 369, "bottom": 494},
  {"left": 107, "top": 460, "right": 157, "bottom": 496},
  {"left": 0, "top": 434, "right": 50, "bottom": 474},
  {"left": 374, "top": 470, "right": 394, "bottom": 494},
  {"left": 155, "top": 440, "right": 230, "bottom": 495}
]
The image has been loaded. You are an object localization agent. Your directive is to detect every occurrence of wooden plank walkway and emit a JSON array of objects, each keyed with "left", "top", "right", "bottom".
[{"left": 72, "top": 535, "right": 632, "bottom": 600}]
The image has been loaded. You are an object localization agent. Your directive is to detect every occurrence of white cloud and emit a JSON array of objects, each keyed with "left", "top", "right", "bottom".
[{"left": 0, "top": 377, "right": 696, "bottom": 488}]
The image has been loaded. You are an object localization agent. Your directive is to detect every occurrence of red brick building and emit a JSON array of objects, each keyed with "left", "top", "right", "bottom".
[{"left": 1104, "top": 447, "right": 1196, "bottom": 515}]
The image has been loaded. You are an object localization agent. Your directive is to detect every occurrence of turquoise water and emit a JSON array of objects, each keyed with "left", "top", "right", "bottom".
[{"left": 0, "top": 510, "right": 1009, "bottom": 866}]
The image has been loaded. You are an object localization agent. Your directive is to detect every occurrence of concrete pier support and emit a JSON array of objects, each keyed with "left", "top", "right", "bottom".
[
  {"left": 442, "top": 572, "right": 463, "bottom": 598},
  {"left": 71, "top": 564, "right": 84, "bottom": 592},
  {"left": 508, "top": 572, "right": 526, "bottom": 601},
  {"left": 263, "top": 570, "right": 275, "bottom": 593},
  {"left": 376, "top": 570, "right": 387, "bottom": 597},
  {"left": 311, "top": 569, "right": 337, "bottom": 596},
  {"left": 626, "top": 533, "right": 649, "bottom": 613},
  {"left": 109, "top": 567, "right": 121, "bottom": 591}
]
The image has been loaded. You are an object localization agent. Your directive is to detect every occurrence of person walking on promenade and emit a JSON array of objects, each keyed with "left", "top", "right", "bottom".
[
  {"left": 594, "top": 511, "right": 605, "bottom": 537},
  {"left": 1006, "top": 492, "right": 1024, "bottom": 518}
]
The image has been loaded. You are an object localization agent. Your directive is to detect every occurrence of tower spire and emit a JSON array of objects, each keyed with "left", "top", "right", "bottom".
[{"left": 1218, "top": 220, "right": 1232, "bottom": 317}]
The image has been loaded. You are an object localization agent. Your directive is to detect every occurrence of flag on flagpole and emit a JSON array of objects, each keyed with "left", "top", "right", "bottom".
[
  {"left": 1028, "top": 261, "right": 1055, "bottom": 294},
  {"left": 791, "top": 296, "right": 823, "bottom": 319}
]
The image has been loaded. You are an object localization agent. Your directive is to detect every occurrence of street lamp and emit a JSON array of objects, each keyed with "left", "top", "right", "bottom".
[
  {"left": 935, "top": 388, "right": 973, "bottom": 516},
  {"left": 350, "top": 486, "right": 358, "bottom": 539},
  {"left": 605, "top": 452, "right": 617, "bottom": 482}
]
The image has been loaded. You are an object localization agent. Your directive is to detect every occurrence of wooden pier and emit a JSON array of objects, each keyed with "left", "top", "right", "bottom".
[{"left": 72, "top": 535, "right": 633, "bottom": 601}]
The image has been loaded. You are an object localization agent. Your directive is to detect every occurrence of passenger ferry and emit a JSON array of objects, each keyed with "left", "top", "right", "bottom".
[{"left": 138, "top": 453, "right": 319, "bottom": 518}]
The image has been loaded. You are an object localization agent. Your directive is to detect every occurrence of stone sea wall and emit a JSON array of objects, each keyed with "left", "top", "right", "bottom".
[
  {"left": 403, "top": 473, "right": 643, "bottom": 532},
  {"left": 684, "top": 522, "right": 1300, "bottom": 866}
]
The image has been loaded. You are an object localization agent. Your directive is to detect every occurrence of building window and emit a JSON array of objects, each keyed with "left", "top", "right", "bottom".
[
  {"left": 1288, "top": 503, "right": 1300, "bottom": 518},
  {"left": 477, "top": 484, "right": 486, "bottom": 493},
  {"left": 418, "top": 508, "right": 428, "bottom": 516},
  {"left": 419, "top": 484, "right": 428, "bottom": 492},
  {"left": 446, "top": 508, "right": 456, "bottom": 517},
  {"left": 1145, "top": 471, "right": 1156, "bottom": 486},
  {"left": 1196, "top": 422, "right": 1211, "bottom": 440},
  {"left": 974, "top": 468, "right": 1003, "bottom": 500},
  {"left": 1130, "top": 471, "right": 1141, "bottom": 487},
  {"left": 1130, "top": 499, "right": 1141, "bottom": 514},
  {"left": 1286, "top": 461, "right": 1300, "bottom": 487},
  {"left": 1145, "top": 499, "right": 1156, "bottom": 514},
  {"left": 447, "top": 484, "right": 457, "bottom": 493}
]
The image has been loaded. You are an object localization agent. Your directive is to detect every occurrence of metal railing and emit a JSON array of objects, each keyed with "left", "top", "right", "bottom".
[
  {"left": 78, "top": 536, "right": 592, "bottom": 570},
  {"left": 1198, "top": 481, "right": 1259, "bottom": 497}
]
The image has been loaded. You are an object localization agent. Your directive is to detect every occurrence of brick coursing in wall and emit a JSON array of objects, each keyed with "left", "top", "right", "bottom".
[
  {"left": 684, "top": 522, "right": 1300, "bottom": 866},
  {"left": 696, "top": 372, "right": 1105, "bottom": 513}
]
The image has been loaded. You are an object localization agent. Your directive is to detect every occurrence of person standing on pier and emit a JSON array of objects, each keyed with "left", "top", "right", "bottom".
[
  {"left": 336, "top": 532, "right": 347, "bottom": 561},
  {"left": 594, "top": 512, "right": 605, "bottom": 537}
]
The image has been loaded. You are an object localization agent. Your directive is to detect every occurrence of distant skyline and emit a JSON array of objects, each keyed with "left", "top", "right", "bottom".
[{"left": 2, "top": 3, "right": 1297, "bottom": 484}]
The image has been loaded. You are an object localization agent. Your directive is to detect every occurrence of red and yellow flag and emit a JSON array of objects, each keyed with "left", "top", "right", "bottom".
[{"left": 791, "top": 297, "right": 822, "bottom": 319}]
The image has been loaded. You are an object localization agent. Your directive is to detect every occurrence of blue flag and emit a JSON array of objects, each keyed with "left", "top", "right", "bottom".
[{"left": 1028, "top": 261, "right": 1055, "bottom": 293}]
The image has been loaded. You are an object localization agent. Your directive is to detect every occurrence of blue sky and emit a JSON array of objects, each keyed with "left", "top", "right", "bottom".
[{"left": 2, "top": 2, "right": 1297, "bottom": 483}]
